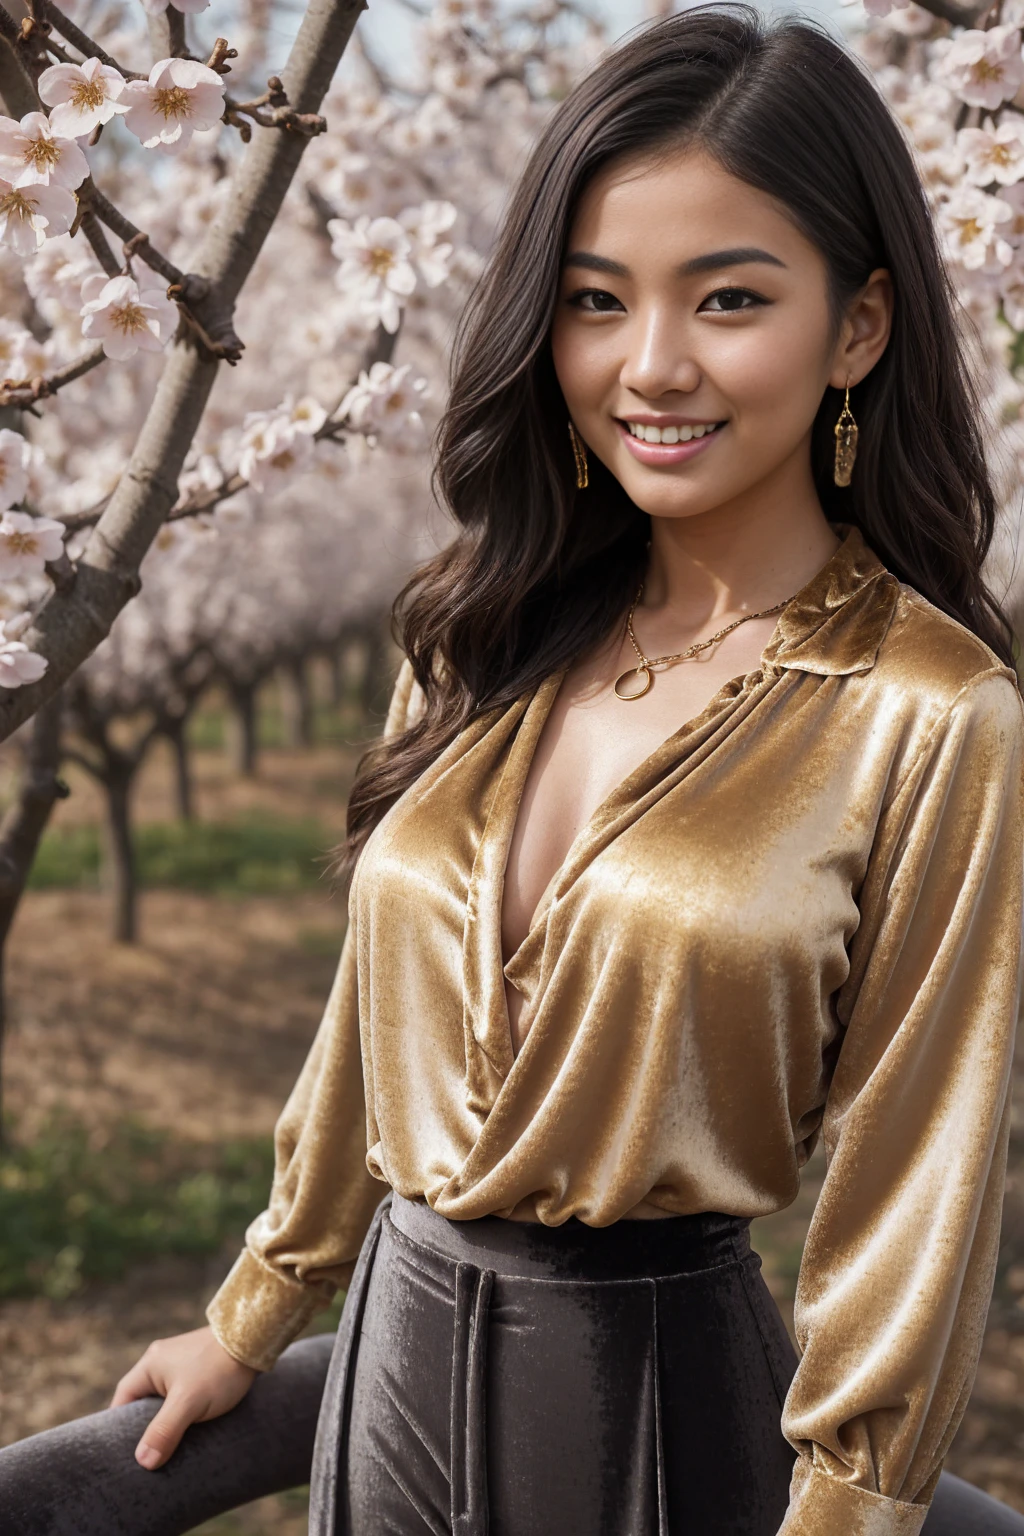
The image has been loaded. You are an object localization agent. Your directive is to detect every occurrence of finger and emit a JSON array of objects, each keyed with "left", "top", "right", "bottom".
[
  {"left": 110, "top": 1357, "right": 161, "bottom": 1410},
  {"left": 134, "top": 1394, "right": 196, "bottom": 1470}
]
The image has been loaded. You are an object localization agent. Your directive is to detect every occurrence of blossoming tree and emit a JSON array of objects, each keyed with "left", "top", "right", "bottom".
[{"left": 845, "top": 0, "right": 1024, "bottom": 631}]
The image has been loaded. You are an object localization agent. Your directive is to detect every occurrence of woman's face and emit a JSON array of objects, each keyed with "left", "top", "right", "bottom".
[{"left": 550, "top": 147, "right": 892, "bottom": 523}]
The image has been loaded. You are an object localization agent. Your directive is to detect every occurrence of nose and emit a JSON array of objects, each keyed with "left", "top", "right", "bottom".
[{"left": 618, "top": 305, "right": 701, "bottom": 401}]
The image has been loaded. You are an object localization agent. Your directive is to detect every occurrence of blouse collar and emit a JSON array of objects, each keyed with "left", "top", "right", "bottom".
[{"left": 760, "top": 521, "right": 900, "bottom": 677}]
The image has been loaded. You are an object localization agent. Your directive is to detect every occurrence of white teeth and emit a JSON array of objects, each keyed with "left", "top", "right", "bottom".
[{"left": 626, "top": 421, "right": 719, "bottom": 444}]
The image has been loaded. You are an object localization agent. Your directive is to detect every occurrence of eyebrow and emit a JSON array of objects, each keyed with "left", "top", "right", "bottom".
[{"left": 562, "top": 247, "right": 788, "bottom": 278}]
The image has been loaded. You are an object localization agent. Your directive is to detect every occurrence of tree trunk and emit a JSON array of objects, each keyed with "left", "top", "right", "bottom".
[
  {"left": 165, "top": 716, "right": 194, "bottom": 821},
  {"left": 103, "top": 762, "right": 138, "bottom": 944},
  {"left": 361, "top": 621, "right": 397, "bottom": 723},
  {"left": 227, "top": 681, "right": 259, "bottom": 778},
  {"left": 327, "top": 645, "right": 345, "bottom": 707},
  {"left": 279, "top": 657, "right": 314, "bottom": 748},
  {"left": 0, "top": 695, "right": 68, "bottom": 1141}
]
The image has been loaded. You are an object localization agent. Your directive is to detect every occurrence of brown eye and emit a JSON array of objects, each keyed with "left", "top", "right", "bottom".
[
  {"left": 700, "top": 288, "right": 765, "bottom": 313},
  {"left": 570, "top": 288, "right": 625, "bottom": 313}
]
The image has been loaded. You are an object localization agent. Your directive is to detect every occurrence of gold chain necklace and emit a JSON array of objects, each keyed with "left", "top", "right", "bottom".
[{"left": 613, "top": 583, "right": 798, "bottom": 701}]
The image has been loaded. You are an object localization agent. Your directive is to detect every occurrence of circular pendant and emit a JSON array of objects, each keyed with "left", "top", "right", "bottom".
[{"left": 614, "top": 665, "right": 653, "bottom": 701}]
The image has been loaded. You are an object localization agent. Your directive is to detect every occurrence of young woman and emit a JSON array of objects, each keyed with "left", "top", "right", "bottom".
[{"left": 112, "top": 8, "right": 1024, "bottom": 1534}]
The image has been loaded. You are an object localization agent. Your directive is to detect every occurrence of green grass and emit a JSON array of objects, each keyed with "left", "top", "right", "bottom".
[
  {"left": 28, "top": 816, "right": 336, "bottom": 896},
  {"left": 0, "top": 1114, "right": 275, "bottom": 1301}
]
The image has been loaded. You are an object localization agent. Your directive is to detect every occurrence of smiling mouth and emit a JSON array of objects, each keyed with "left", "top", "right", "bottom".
[{"left": 622, "top": 420, "right": 727, "bottom": 444}]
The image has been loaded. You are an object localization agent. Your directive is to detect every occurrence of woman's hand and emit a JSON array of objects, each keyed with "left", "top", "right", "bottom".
[{"left": 110, "top": 1324, "right": 258, "bottom": 1469}]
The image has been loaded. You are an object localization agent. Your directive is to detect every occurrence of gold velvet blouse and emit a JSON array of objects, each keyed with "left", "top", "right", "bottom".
[{"left": 207, "top": 522, "right": 1024, "bottom": 1536}]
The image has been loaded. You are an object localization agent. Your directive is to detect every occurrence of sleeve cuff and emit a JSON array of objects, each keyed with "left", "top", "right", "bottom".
[
  {"left": 205, "top": 1246, "right": 347, "bottom": 1373},
  {"left": 777, "top": 1458, "right": 930, "bottom": 1536}
]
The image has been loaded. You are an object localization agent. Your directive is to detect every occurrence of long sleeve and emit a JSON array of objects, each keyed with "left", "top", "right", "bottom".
[
  {"left": 778, "top": 668, "right": 1024, "bottom": 1534},
  {"left": 206, "top": 658, "right": 422, "bottom": 1372}
]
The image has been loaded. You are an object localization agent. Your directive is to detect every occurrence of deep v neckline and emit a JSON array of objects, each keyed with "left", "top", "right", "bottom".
[{"left": 459, "top": 656, "right": 777, "bottom": 1102}]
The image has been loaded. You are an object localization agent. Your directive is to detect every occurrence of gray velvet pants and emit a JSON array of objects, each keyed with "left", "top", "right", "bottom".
[{"left": 0, "top": 1196, "right": 1020, "bottom": 1535}]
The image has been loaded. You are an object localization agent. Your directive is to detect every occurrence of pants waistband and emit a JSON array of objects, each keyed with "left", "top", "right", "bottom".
[{"left": 387, "top": 1192, "right": 751, "bottom": 1282}]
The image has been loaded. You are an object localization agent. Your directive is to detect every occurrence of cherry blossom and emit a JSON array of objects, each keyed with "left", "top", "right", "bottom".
[
  {"left": 399, "top": 201, "right": 457, "bottom": 287},
  {"left": 38, "top": 59, "right": 130, "bottom": 140},
  {"left": 282, "top": 395, "right": 328, "bottom": 435},
  {"left": 0, "top": 616, "right": 48, "bottom": 688},
  {"left": 0, "top": 178, "right": 76, "bottom": 255},
  {"left": 958, "top": 123, "right": 1024, "bottom": 187},
  {"left": 0, "top": 511, "right": 66, "bottom": 579},
  {"left": 937, "top": 186, "right": 1014, "bottom": 271},
  {"left": 120, "top": 59, "right": 226, "bottom": 154},
  {"left": 0, "top": 320, "right": 46, "bottom": 384},
  {"left": 0, "top": 430, "right": 31, "bottom": 511},
  {"left": 328, "top": 215, "right": 418, "bottom": 333},
  {"left": 238, "top": 412, "right": 317, "bottom": 493},
  {"left": 936, "top": 26, "right": 1024, "bottom": 111},
  {"left": 79, "top": 273, "right": 180, "bottom": 360},
  {"left": 340, "top": 362, "right": 429, "bottom": 441},
  {"left": 0, "top": 112, "right": 89, "bottom": 191}
]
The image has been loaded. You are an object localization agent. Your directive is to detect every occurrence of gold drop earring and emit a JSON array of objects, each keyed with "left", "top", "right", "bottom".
[
  {"left": 568, "top": 420, "right": 589, "bottom": 490},
  {"left": 833, "top": 380, "right": 858, "bottom": 488}
]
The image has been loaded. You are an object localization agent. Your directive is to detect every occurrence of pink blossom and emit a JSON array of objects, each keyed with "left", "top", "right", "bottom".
[
  {"left": 38, "top": 58, "right": 130, "bottom": 139},
  {"left": 937, "top": 25, "right": 1024, "bottom": 111},
  {"left": 80, "top": 273, "right": 180, "bottom": 360},
  {"left": 120, "top": 58, "right": 226, "bottom": 154},
  {"left": 0, "top": 429, "right": 30, "bottom": 510},
  {"left": 0, "top": 177, "right": 76, "bottom": 255},
  {"left": 0, "top": 619, "right": 47, "bottom": 688},
  {"left": 327, "top": 215, "right": 417, "bottom": 334},
  {"left": 0, "top": 510, "right": 66, "bottom": 578},
  {"left": 0, "top": 112, "right": 89, "bottom": 190}
]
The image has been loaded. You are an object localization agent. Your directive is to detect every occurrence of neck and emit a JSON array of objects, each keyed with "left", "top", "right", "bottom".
[{"left": 641, "top": 459, "right": 841, "bottom": 622}]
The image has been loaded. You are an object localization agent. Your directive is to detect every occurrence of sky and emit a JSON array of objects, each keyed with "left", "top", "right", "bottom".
[{"left": 356, "top": 0, "right": 855, "bottom": 79}]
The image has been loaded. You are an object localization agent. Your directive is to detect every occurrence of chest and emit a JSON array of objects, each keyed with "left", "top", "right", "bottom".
[{"left": 501, "top": 623, "right": 779, "bottom": 965}]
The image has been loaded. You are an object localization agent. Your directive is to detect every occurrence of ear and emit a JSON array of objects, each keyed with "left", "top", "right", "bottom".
[{"left": 828, "top": 268, "right": 893, "bottom": 390}]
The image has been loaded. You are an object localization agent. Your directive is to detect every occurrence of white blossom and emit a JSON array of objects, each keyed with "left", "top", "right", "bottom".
[
  {"left": 0, "top": 510, "right": 65, "bottom": 578},
  {"left": 936, "top": 26, "right": 1024, "bottom": 111},
  {"left": 80, "top": 273, "right": 180, "bottom": 360},
  {"left": 38, "top": 59, "right": 130, "bottom": 139},
  {"left": 328, "top": 215, "right": 417, "bottom": 333},
  {"left": 283, "top": 395, "right": 328, "bottom": 435},
  {"left": 0, "top": 319, "right": 46, "bottom": 384},
  {"left": 958, "top": 122, "right": 1024, "bottom": 187},
  {"left": 0, "top": 112, "right": 89, "bottom": 190},
  {"left": 399, "top": 200, "right": 457, "bottom": 287},
  {"left": 0, "top": 429, "right": 30, "bottom": 510},
  {"left": 120, "top": 58, "right": 226, "bottom": 154},
  {"left": 999, "top": 263, "right": 1024, "bottom": 328},
  {"left": 0, "top": 618, "right": 47, "bottom": 688},
  {"left": 340, "top": 361, "right": 429, "bottom": 441},
  {"left": 238, "top": 412, "right": 316, "bottom": 493},
  {"left": 0, "top": 178, "right": 76, "bottom": 256},
  {"left": 937, "top": 185, "right": 1014, "bottom": 270},
  {"left": 846, "top": 0, "right": 908, "bottom": 18}
]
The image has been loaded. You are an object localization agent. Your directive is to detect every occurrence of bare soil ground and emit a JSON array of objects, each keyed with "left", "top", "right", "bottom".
[{"left": 0, "top": 731, "right": 1021, "bottom": 1528}]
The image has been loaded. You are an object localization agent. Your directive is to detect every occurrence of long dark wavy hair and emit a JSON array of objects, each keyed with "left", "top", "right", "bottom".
[{"left": 339, "top": 2, "right": 1016, "bottom": 876}]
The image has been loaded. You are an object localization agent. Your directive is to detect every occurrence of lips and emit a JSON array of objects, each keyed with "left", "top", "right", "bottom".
[{"left": 615, "top": 418, "right": 726, "bottom": 465}]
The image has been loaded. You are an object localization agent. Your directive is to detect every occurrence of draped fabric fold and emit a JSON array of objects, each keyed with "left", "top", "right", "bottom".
[{"left": 206, "top": 522, "right": 1024, "bottom": 1536}]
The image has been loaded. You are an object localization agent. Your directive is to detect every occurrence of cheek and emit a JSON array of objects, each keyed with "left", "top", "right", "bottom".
[
  {"left": 710, "top": 317, "right": 830, "bottom": 424},
  {"left": 550, "top": 316, "right": 616, "bottom": 410}
]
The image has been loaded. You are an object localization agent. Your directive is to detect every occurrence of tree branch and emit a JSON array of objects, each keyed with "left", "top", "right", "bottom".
[
  {"left": 0, "top": 347, "right": 107, "bottom": 411},
  {"left": 0, "top": 34, "right": 37, "bottom": 117},
  {"left": 0, "top": 0, "right": 369, "bottom": 743}
]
